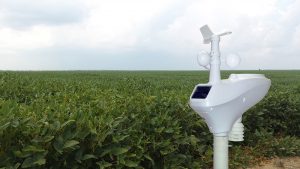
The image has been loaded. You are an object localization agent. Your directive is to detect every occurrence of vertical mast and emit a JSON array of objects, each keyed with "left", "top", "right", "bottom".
[{"left": 209, "top": 35, "right": 221, "bottom": 84}]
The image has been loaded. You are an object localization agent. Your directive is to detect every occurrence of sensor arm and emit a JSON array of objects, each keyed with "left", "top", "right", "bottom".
[{"left": 217, "top": 31, "right": 232, "bottom": 37}]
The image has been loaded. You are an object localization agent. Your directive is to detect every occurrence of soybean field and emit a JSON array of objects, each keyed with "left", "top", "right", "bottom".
[{"left": 0, "top": 70, "right": 299, "bottom": 169}]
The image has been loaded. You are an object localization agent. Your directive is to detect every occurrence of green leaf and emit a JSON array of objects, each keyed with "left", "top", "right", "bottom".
[
  {"left": 21, "top": 158, "right": 34, "bottom": 168},
  {"left": 0, "top": 122, "right": 10, "bottom": 130},
  {"left": 23, "top": 145, "right": 45, "bottom": 153},
  {"left": 101, "top": 146, "right": 130, "bottom": 157},
  {"left": 144, "top": 154, "right": 154, "bottom": 165},
  {"left": 110, "top": 147, "right": 129, "bottom": 155},
  {"left": 96, "top": 161, "right": 112, "bottom": 169},
  {"left": 21, "top": 157, "right": 46, "bottom": 168},
  {"left": 14, "top": 163, "right": 21, "bottom": 169},
  {"left": 51, "top": 121, "right": 61, "bottom": 131},
  {"left": 53, "top": 136, "right": 64, "bottom": 154},
  {"left": 100, "top": 148, "right": 111, "bottom": 157},
  {"left": 43, "top": 135, "right": 55, "bottom": 142},
  {"left": 112, "top": 135, "right": 129, "bottom": 142},
  {"left": 165, "top": 128, "right": 174, "bottom": 133},
  {"left": 63, "top": 140, "right": 79, "bottom": 149},
  {"left": 11, "top": 120, "right": 20, "bottom": 128},
  {"left": 123, "top": 160, "right": 138, "bottom": 167},
  {"left": 190, "top": 135, "right": 199, "bottom": 146},
  {"left": 75, "top": 148, "right": 84, "bottom": 163},
  {"left": 82, "top": 154, "right": 97, "bottom": 160},
  {"left": 14, "top": 150, "right": 31, "bottom": 158},
  {"left": 33, "top": 158, "right": 46, "bottom": 165},
  {"left": 61, "top": 120, "right": 75, "bottom": 128}
]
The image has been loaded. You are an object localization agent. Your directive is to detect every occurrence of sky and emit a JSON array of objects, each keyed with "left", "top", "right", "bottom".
[{"left": 0, "top": 0, "right": 299, "bottom": 70}]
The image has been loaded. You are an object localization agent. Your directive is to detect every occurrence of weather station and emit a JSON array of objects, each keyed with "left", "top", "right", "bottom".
[{"left": 189, "top": 25, "right": 271, "bottom": 169}]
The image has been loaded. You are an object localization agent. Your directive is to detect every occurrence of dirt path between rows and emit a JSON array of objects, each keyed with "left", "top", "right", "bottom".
[{"left": 247, "top": 157, "right": 300, "bottom": 169}]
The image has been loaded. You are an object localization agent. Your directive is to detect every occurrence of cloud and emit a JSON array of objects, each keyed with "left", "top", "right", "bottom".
[
  {"left": 0, "top": 0, "right": 299, "bottom": 70},
  {"left": 0, "top": 0, "right": 87, "bottom": 28},
  {"left": 140, "top": 0, "right": 300, "bottom": 69},
  {"left": 0, "top": 26, "right": 54, "bottom": 50},
  {"left": 52, "top": 0, "right": 182, "bottom": 50}
]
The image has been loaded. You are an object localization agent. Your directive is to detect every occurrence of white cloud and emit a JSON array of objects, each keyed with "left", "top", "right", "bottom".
[
  {"left": 0, "top": 0, "right": 299, "bottom": 70},
  {"left": 0, "top": 0, "right": 87, "bottom": 28},
  {"left": 51, "top": 0, "right": 179, "bottom": 50},
  {"left": 0, "top": 26, "right": 54, "bottom": 50},
  {"left": 143, "top": 0, "right": 300, "bottom": 69}
]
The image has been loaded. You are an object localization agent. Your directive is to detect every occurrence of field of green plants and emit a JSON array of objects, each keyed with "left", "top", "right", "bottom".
[{"left": 0, "top": 70, "right": 299, "bottom": 169}]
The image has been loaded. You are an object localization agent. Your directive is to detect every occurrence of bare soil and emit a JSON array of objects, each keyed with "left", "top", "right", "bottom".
[{"left": 248, "top": 157, "right": 300, "bottom": 169}]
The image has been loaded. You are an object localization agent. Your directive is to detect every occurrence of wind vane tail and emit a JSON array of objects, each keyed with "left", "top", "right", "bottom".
[{"left": 200, "top": 25, "right": 214, "bottom": 44}]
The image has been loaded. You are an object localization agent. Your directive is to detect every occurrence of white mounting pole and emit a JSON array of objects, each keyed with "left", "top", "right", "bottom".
[
  {"left": 209, "top": 35, "right": 221, "bottom": 84},
  {"left": 213, "top": 136, "right": 229, "bottom": 169}
]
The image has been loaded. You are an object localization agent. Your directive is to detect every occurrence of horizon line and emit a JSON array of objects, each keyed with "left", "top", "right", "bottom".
[{"left": 0, "top": 69, "right": 299, "bottom": 72}]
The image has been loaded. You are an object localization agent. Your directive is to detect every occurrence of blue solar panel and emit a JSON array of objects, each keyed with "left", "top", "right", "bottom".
[{"left": 192, "top": 86, "right": 211, "bottom": 99}]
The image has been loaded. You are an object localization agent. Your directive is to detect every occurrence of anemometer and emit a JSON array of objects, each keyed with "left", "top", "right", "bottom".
[{"left": 189, "top": 25, "right": 271, "bottom": 169}]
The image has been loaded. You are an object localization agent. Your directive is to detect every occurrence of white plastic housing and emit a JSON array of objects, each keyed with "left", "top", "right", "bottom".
[{"left": 189, "top": 74, "right": 271, "bottom": 136}]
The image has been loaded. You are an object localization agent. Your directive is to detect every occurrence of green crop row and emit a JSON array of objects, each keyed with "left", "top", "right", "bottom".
[{"left": 0, "top": 71, "right": 299, "bottom": 168}]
